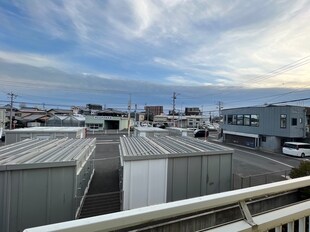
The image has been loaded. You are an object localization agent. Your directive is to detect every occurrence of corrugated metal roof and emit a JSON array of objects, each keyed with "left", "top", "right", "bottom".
[
  {"left": 0, "top": 138, "right": 95, "bottom": 170},
  {"left": 120, "top": 136, "right": 233, "bottom": 161},
  {"left": 5, "top": 127, "right": 84, "bottom": 133},
  {"left": 134, "top": 127, "right": 168, "bottom": 132}
]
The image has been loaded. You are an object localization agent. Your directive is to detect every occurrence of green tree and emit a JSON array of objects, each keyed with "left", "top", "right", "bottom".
[
  {"left": 290, "top": 161, "right": 310, "bottom": 178},
  {"left": 290, "top": 161, "right": 310, "bottom": 198}
]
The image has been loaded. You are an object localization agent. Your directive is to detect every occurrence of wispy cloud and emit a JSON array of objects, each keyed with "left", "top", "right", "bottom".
[
  {"left": 1, "top": 0, "right": 310, "bottom": 109},
  {"left": 0, "top": 50, "right": 65, "bottom": 69}
]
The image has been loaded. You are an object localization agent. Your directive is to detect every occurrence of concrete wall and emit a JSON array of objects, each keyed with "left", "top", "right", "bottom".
[{"left": 260, "top": 136, "right": 282, "bottom": 152}]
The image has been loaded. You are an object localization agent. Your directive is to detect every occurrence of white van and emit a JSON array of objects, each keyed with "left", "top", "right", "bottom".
[{"left": 282, "top": 142, "right": 310, "bottom": 158}]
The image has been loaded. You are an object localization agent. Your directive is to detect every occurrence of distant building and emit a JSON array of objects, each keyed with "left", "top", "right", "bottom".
[
  {"left": 86, "top": 104, "right": 103, "bottom": 111},
  {"left": 185, "top": 107, "right": 201, "bottom": 116},
  {"left": 144, "top": 106, "right": 163, "bottom": 116},
  {"left": 186, "top": 115, "right": 209, "bottom": 128},
  {"left": 85, "top": 115, "right": 132, "bottom": 131},
  {"left": 0, "top": 108, "right": 6, "bottom": 129},
  {"left": 221, "top": 105, "right": 309, "bottom": 152},
  {"left": 47, "top": 108, "right": 73, "bottom": 116}
]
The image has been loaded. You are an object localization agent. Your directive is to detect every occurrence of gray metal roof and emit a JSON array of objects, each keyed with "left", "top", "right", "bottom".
[
  {"left": 120, "top": 136, "right": 233, "bottom": 161},
  {"left": 5, "top": 127, "right": 84, "bottom": 133},
  {"left": 0, "top": 138, "right": 95, "bottom": 170},
  {"left": 134, "top": 127, "right": 168, "bottom": 132}
]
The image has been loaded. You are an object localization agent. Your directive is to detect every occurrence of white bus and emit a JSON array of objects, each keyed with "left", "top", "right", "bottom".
[{"left": 282, "top": 142, "right": 310, "bottom": 158}]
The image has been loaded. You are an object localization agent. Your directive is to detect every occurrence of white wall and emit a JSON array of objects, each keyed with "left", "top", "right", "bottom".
[
  {"left": 123, "top": 159, "right": 168, "bottom": 210},
  {"left": 0, "top": 109, "right": 5, "bottom": 129}
]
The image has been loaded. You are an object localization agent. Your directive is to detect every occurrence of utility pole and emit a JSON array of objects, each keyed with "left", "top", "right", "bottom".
[
  {"left": 7, "top": 92, "right": 17, "bottom": 130},
  {"left": 217, "top": 101, "right": 223, "bottom": 120},
  {"left": 127, "top": 94, "right": 131, "bottom": 137},
  {"left": 172, "top": 92, "right": 178, "bottom": 127},
  {"left": 134, "top": 104, "right": 137, "bottom": 127}
]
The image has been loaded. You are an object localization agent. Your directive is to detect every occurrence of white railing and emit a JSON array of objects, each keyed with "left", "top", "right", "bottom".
[{"left": 24, "top": 176, "right": 310, "bottom": 232}]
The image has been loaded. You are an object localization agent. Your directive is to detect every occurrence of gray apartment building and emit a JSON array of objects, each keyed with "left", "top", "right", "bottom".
[{"left": 221, "top": 105, "right": 309, "bottom": 152}]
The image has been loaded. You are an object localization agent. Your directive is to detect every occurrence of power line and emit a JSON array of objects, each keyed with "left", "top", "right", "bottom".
[
  {"left": 269, "top": 97, "right": 310, "bottom": 105},
  {"left": 249, "top": 55, "right": 310, "bottom": 84}
]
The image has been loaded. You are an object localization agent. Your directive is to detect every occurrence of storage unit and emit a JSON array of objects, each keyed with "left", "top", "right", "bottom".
[
  {"left": 134, "top": 127, "right": 169, "bottom": 137},
  {"left": 166, "top": 127, "right": 194, "bottom": 137},
  {"left": 0, "top": 138, "right": 96, "bottom": 232},
  {"left": 5, "top": 127, "right": 86, "bottom": 145},
  {"left": 120, "top": 136, "right": 234, "bottom": 210}
]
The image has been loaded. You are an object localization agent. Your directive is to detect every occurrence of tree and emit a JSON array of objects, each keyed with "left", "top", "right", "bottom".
[
  {"left": 290, "top": 161, "right": 310, "bottom": 178},
  {"left": 290, "top": 161, "right": 310, "bottom": 198}
]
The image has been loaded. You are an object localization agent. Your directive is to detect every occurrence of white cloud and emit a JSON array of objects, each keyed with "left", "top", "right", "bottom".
[
  {"left": 0, "top": 50, "right": 65, "bottom": 69},
  {"left": 2, "top": 0, "right": 310, "bottom": 90}
]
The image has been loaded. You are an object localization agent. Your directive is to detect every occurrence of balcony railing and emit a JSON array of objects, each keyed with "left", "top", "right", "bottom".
[{"left": 24, "top": 176, "right": 310, "bottom": 232}]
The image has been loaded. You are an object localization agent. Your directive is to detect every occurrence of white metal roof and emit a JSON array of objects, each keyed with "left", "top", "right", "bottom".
[
  {"left": 5, "top": 127, "right": 84, "bottom": 133},
  {"left": 120, "top": 136, "right": 233, "bottom": 161},
  {"left": 0, "top": 138, "right": 95, "bottom": 170}
]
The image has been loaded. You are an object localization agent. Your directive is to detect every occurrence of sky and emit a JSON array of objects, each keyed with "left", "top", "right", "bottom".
[{"left": 0, "top": 0, "right": 310, "bottom": 114}]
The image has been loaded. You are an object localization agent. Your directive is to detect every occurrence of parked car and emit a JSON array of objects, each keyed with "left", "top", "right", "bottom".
[
  {"left": 194, "top": 129, "right": 209, "bottom": 138},
  {"left": 206, "top": 124, "right": 217, "bottom": 131},
  {"left": 282, "top": 142, "right": 310, "bottom": 158}
]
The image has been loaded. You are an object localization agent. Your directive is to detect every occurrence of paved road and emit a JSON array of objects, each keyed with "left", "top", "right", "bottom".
[{"left": 86, "top": 133, "right": 124, "bottom": 194}]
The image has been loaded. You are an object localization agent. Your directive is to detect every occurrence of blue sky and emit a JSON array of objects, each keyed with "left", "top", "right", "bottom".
[{"left": 0, "top": 0, "right": 310, "bottom": 114}]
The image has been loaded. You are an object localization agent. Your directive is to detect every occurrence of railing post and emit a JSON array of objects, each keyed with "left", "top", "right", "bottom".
[
  {"left": 275, "top": 226, "right": 282, "bottom": 232},
  {"left": 287, "top": 221, "right": 294, "bottom": 232},
  {"left": 299, "top": 217, "right": 305, "bottom": 232}
]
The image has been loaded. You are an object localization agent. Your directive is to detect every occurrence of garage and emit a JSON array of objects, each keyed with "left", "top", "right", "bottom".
[
  {"left": 223, "top": 130, "right": 259, "bottom": 148},
  {"left": 104, "top": 120, "right": 119, "bottom": 129}
]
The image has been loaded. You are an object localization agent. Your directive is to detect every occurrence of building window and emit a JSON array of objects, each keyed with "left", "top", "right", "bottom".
[
  {"left": 244, "top": 115, "right": 250, "bottom": 126},
  {"left": 237, "top": 115, "right": 244, "bottom": 125},
  {"left": 86, "top": 123, "right": 102, "bottom": 129},
  {"left": 291, "top": 118, "right": 297, "bottom": 126},
  {"left": 261, "top": 136, "right": 266, "bottom": 142},
  {"left": 280, "top": 114, "right": 287, "bottom": 128},
  {"left": 227, "top": 115, "right": 233, "bottom": 124},
  {"left": 251, "top": 115, "right": 259, "bottom": 127},
  {"left": 232, "top": 115, "right": 237, "bottom": 125}
]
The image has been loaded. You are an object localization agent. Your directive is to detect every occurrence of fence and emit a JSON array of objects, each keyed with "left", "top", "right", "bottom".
[{"left": 233, "top": 169, "right": 291, "bottom": 189}]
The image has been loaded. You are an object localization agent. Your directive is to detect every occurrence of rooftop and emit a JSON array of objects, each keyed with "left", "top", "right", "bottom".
[
  {"left": 5, "top": 127, "right": 85, "bottom": 133},
  {"left": 120, "top": 136, "right": 233, "bottom": 160},
  {"left": 134, "top": 127, "right": 168, "bottom": 132},
  {"left": 0, "top": 138, "right": 95, "bottom": 170}
]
